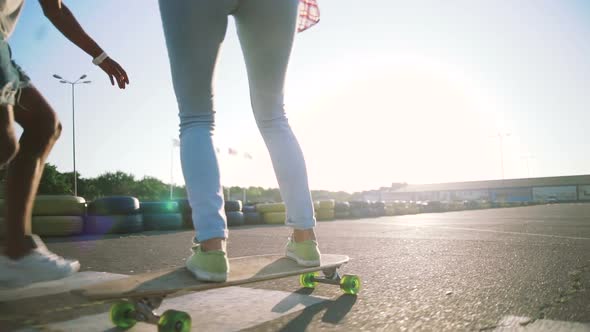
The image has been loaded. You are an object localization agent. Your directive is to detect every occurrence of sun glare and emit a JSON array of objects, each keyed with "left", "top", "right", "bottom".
[{"left": 291, "top": 55, "right": 502, "bottom": 191}]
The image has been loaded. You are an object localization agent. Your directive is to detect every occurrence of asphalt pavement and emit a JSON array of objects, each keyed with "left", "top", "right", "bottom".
[{"left": 1, "top": 203, "right": 589, "bottom": 331}]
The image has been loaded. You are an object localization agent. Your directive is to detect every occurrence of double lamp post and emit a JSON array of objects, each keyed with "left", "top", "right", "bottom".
[{"left": 52, "top": 74, "right": 91, "bottom": 197}]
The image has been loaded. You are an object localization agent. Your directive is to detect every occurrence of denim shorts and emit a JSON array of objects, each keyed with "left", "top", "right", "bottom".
[{"left": 0, "top": 39, "right": 31, "bottom": 106}]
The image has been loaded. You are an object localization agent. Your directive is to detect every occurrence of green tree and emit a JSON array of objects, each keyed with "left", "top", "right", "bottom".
[
  {"left": 77, "top": 177, "right": 102, "bottom": 200},
  {"left": 93, "top": 171, "right": 136, "bottom": 196},
  {"left": 134, "top": 176, "right": 168, "bottom": 201},
  {"left": 38, "top": 164, "right": 72, "bottom": 195},
  {"left": 1, "top": 163, "right": 356, "bottom": 204}
]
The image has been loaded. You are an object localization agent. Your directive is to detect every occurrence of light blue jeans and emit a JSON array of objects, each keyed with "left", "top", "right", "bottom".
[{"left": 159, "top": 0, "right": 316, "bottom": 242}]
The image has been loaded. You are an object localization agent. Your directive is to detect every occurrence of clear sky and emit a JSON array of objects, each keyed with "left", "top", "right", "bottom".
[{"left": 9, "top": 0, "right": 590, "bottom": 192}]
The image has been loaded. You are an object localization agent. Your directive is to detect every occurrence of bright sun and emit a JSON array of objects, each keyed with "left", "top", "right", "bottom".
[{"left": 288, "top": 54, "right": 503, "bottom": 191}]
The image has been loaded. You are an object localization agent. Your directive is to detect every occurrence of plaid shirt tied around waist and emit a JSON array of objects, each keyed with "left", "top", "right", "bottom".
[{"left": 298, "top": 0, "right": 320, "bottom": 32}]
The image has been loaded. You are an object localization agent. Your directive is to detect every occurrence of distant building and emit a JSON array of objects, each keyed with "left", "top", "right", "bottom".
[{"left": 375, "top": 175, "right": 590, "bottom": 203}]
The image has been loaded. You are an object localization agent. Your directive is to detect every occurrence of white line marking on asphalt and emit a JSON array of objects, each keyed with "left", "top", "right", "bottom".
[
  {"left": 417, "top": 225, "right": 590, "bottom": 241},
  {"left": 494, "top": 315, "right": 590, "bottom": 331},
  {"left": 18, "top": 286, "right": 327, "bottom": 332},
  {"left": 361, "top": 219, "right": 590, "bottom": 241}
]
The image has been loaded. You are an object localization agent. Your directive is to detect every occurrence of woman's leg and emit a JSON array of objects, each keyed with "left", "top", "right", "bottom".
[
  {"left": 0, "top": 86, "right": 79, "bottom": 288},
  {"left": 5, "top": 86, "right": 63, "bottom": 258},
  {"left": 159, "top": 0, "right": 238, "bottom": 249},
  {"left": 233, "top": 0, "right": 317, "bottom": 240},
  {"left": 0, "top": 104, "right": 18, "bottom": 168}
]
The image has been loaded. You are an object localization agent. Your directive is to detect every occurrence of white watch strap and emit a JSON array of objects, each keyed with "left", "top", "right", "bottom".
[{"left": 92, "top": 52, "right": 108, "bottom": 65}]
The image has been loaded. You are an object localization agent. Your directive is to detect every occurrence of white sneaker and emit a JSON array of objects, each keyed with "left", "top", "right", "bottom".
[{"left": 0, "top": 235, "right": 80, "bottom": 288}]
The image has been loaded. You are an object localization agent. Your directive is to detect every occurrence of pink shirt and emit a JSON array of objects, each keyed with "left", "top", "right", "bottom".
[{"left": 298, "top": 0, "right": 319, "bottom": 32}]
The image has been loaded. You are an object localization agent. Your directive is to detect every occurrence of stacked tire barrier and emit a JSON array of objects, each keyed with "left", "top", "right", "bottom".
[
  {"left": 176, "top": 198, "right": 193, "bottom": 229},
  {"left": 406, "top": 204, "right": 421, "bottom": 215},
  {"left": 384, "top": 202, "right": 397, "bottom": 216},
  {"left": 256, "top": 203, "right": 286, "bottom": 224},
  {"left": 225, "top": 200, "right": 245, "bottom": 227},
  {"left": 334, "top": 201, "right": 351, "bottom": 219},
  {"left": 372, "top": 201, "right": 386, "bottom": 217},
  {"left": 243, "top": 204, "right": 263, "bottom": 225},
  {"left": 140, "top": 201, "right": 183, "bottom": 231},
  {"left": 31, "top": 195, "right": 86, "bottom": 237},
  {"left": 0, "top": 195, "right": 87, "bottom": 238},
  {"left": 349, "top": 200, "right": 371, "bottom": 219},
  {"left": 315, "top": 200, "right": 335, "bottom": 221},
  {"left": 86, "top": 196, "right": 143, "bottom": 234},
  {"left": 1, "top": 193, "right": 543, "bottom": 240}
]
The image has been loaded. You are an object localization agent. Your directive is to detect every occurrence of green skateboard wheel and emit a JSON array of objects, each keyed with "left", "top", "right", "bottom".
[
  {"left": 158, "top": 309, "right": 192, "bottom": 332},
  {"left": 299, "top": 272, "right": 318, "bottom": 288},
  {"left": 340, "top": 274, "right": 361, "bottom": 295},
  {"left": 110, "top": 300, "right": 137, "bottom": 329}
]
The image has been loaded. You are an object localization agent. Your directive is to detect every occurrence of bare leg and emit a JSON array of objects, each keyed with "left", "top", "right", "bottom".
[
  {"left": 0, "top": 104, "right": 18, "bottom": 168},
  {"left": 292, "top": 229, "right": 316, "bottom": 242},
  {"left": 4, "top": 86, "right": 62, "bottom": 259},
  {"left": 200, "top": 238, "right": 226, "bottom": 252}
]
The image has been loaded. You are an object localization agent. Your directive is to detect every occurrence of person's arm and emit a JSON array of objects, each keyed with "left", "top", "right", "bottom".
[{"left": 39, "top": 0, "right": 129, "bottom": 89}]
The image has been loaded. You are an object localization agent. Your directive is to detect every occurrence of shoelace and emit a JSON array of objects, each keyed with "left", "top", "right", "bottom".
[{"left": 31, "top": 249, "right": 69, "bottom": 265}]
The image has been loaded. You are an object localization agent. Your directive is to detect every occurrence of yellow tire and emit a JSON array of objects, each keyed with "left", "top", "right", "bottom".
[
  {"left": 319, "top": 200, "right": 336, "bottom": 210},
  {"left": 313, "top": 201, "right": 321, "bottom": 211},
  {"left": 263, "top": 212, "right": 286, "bottom": 224},
  {"left": 385, "top": 207, "right": 396, "bottom": 216},
  {"left": 256, "top": 203, "right": 286, "bottom": 213},
  {"left": 316, "top": 209, "right": 335, "bottom": 221},
  {"left": 32, "top": 216, "right": 84, "bottom": 237},
  {"left": 32, "top": 195, "right": 86, "bottom": 216}
]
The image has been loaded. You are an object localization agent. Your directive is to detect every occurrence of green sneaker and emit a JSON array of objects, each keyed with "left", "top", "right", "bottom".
[
  {"left": 185, "top": 244, "right": 229, "bottom": 282},
  {"left": 285, "top": 238, "right": 321, "bottom": 267}
]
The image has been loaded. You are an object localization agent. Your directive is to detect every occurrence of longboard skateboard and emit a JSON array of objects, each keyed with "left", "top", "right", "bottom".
[{"left": 72, "top": 254, "right": 360, "bottom": 331}]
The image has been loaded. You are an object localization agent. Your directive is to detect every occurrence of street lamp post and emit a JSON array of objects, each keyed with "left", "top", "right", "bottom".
[{"left": 52, "top": 74, "right": 92, "bottom": 197}]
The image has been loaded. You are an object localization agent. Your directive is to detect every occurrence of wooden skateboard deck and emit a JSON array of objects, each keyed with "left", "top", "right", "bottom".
[
  {"left": 74, "top": 254, "right": 349, "bottom": 301},
  {"left": 71, "top": 254, "right": 359, "bottom": 331}
]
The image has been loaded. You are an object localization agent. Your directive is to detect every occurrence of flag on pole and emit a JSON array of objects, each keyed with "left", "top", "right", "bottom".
[{"left": 297, "top": 0, "right": 320, "bottom": 33}]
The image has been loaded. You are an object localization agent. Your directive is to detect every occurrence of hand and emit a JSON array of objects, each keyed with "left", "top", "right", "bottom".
[{"left": 98, "top": 57, "right": 129, "bottom": 89}]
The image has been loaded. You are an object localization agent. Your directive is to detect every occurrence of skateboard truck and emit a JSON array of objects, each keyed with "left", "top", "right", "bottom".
[
  {"left": 300, "top": 268, "right": 361, "bottom": 295},
  {"left": 128, "top": 297, "right": 163, "bottom": 325},
  {"left": 110, "top": 296, "right": 191, "bottom": 331}
]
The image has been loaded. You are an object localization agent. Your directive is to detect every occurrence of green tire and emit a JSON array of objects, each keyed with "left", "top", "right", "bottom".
[
  {"left": 140, "top": 201, "right": 180, "bottom": 214},
  {"left": 316, "top": 209, "right": 335, "bottom": 221},
  {"left": 32, "top": 195, "right": 87, "bottom": 217},
  {"left": 158, "top": 310, "right": 191, "bottom": 332},
  {"left": 32, "top": 216, "right": 84, "bottom": 237},
  {"left": 318, "top": 199, "right": 336, "bottom": 210},
  {"left": 299, "top": 272, "right": 318, "bottom": 288},
  {"left": 256, "top": 203, "right": 286, "bottom": 213},
  {"left": 110, "top": 300, "right": 136, "bottom": 329},
  {"left": 262, "top": 212, "right": 286, "bottom": 224},
  {"left": 340, "top": 274, "right": 361, "bottom": 295}
]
